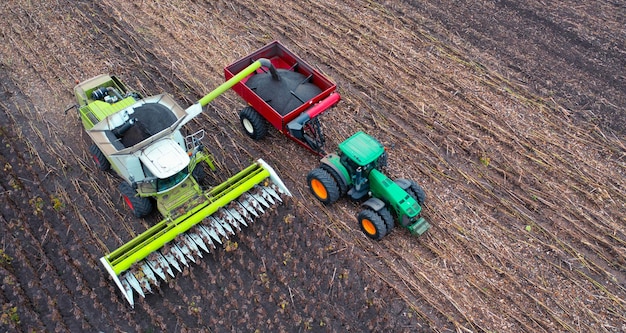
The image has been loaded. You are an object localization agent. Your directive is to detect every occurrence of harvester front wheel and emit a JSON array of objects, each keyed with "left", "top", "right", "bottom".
[
  {"left": 239, "top": 107, "right": 267, "bottom": 140},
  {"left": 119, "top": 182, "right": 153, "bottom": 218},
  {"left": 358, "top": 209, "right": 387, "bottom": 240},
  {"left": 307, "top": 167, "right": 340, "bottom": 205},
  {"left": 89, "top": 144, "right": 110, "bottom": 171}
]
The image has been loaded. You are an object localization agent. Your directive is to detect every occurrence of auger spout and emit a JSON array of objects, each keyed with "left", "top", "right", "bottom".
[{"left": 180, "top": 59, "right": 271, "bottom": 127}]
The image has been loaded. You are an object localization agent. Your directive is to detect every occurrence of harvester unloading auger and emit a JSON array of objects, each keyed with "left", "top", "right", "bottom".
[{"left": 73, "top": 60, "right": 291, "bottom": 307}]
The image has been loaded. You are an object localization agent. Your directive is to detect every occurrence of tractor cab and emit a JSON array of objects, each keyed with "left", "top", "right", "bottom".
[{"left": 337, "top": 131, "right": 386, "bottom": 199}]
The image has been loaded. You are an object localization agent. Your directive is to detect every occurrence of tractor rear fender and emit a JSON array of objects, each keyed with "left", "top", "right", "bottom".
[
  {"left": 320, "top": 154, "right": 350, "bottom": 187},
  {"left": 362, "top": 197, "right": 386, "bottom": 212}
]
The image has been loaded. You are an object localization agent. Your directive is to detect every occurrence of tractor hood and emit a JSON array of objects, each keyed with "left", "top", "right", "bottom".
[{"left": 139, "top": 138, "right": 190, "bottom": 179}]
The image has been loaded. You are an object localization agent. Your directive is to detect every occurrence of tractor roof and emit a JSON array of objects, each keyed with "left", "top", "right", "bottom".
[{"left": 338, "top": 131, "right": 385, "bottom": 166}]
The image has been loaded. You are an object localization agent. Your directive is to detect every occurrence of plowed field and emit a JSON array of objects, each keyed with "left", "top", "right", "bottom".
[{"left": 1, "top": 0, "right": 624, "bottom": 332}]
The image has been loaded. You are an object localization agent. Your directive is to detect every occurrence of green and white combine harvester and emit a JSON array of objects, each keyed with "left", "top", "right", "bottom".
[{"left": 74, "top": 60, "right": 291, "bottom": 307}]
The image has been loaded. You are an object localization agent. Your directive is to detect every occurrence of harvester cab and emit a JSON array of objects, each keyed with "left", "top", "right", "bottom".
[
  {"left": 74, "top": 60, "right": 292, "bottom": 307},
  {"left": 307, "top": 131, "right": 430, "bottom": 240}
]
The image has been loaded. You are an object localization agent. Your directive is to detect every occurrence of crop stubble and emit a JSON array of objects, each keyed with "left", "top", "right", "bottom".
[{"left": 0, "top": 0, "right": 624, "bottom": 332}]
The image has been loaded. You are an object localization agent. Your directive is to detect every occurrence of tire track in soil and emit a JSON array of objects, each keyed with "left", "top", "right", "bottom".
[
  {"left": 0, "top": 72, "right": 144, "bottom": 331},
  {"left": 401, "top": 0, "right": 626, "bottom": 134}
]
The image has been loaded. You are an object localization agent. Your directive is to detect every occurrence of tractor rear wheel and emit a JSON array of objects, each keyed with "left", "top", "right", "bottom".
[
  {"left": 358, "top": 209, "right": 387, "bottom": 240},
  {"left": 320, "top": 164, "right": 347, "bottom": 196},
  {"left": 379, "top": 206, "right": 394, "bottom": 233},
  {"left": 89, "top": 144, "right": 110, "bottom": 171},
  {"left": 307, "top": 167, "right": 340, "bottom": 205},
  {"left": 119, "top": 182, "right": 153, "bottom": 218},
  {"left": 239, "top": 106, "right": 268, "bottom": 140},
  {"left": 406, "top": 181, "right": 426, "bottom": 206}
]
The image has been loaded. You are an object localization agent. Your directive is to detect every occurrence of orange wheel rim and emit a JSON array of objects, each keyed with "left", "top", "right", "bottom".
[
  {"left": 310, "top": 179, "right": 328, "bottom": 200},
  {"left": 362, "top": 219, "right": 376, "bottom": 235}
]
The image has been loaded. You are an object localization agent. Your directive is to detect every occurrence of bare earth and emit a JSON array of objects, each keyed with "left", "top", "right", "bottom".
[{"left": 0, "top": 0, "right": 624, "bottom": 332}]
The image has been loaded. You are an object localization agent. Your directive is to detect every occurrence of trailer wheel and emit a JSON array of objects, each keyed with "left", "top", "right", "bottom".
[
  {"left": 406, "top": 181, "right": 426, "bottom": 206},
  {"left": 239, "top": 107, "right": 267, "bottom": 140},
  {"left": 119, "top": 182, "right": 153, "bottom": 218},
  {"left": 89, "top": 144, "right": 110, "bottom": 171},
  {"left": 307, "top": 167, "right": 340, "bottom": 205},
  {"left": 358, "top": 209, "right": 387, "bottom": 240},
  {"left": 378, "top": 206, "right": 394, "bottom": 233}
]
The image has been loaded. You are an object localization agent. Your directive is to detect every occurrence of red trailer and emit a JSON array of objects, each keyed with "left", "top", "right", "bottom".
[{"left": 225, "top": 41, "right": 341, "bottom": 155}]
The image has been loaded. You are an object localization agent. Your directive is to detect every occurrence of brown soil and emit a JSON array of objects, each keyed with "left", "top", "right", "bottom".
[{"left": 0, "top": 0, "right": 624, "bottom": 332}]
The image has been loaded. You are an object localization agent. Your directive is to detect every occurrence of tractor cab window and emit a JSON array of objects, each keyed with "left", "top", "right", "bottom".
[{"left": 339, "top": 152, "right": 359, "bottom": 176}]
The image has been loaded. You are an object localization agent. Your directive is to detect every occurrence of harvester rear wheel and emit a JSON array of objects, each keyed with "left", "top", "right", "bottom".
[
  {"left": 406, "top": 181, "right": 426, "bottom": 206},
  {"left": 239, "top": 106, "right": 268, "bottom": 140},
  {"left": 307, "top": 167, "right": 340, "bottom": 205},
  {"left": 89, "top": 144, "right": 110, "bottom": 171},
  {"left": 358, "top": 209, "right": 387, "bottom": 240},
  {"left": 379, "top": 206, "right": 394, "bottom": 233},
  {"left": 119, "top": 182, "right": 153, "bottom": 218}
]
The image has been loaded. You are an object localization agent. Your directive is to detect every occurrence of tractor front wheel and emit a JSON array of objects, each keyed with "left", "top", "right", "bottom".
[
  {"left": 358, "top": 209, "right": 387, "bottom": 240},
  {"left": 406, "top": 181, "right": 426, "bottom": 206},
  {"left": 307, "top": 167, "right": 340, "bottom": 205},
  {"left": 89, "top": 144, "right": 110, "bottom": 171},
  {"left": 239, "top": 106, "right": 268, "bottom": 140},
  {"left": 119, "top": 182, "right": 153, "bottom": 218}
]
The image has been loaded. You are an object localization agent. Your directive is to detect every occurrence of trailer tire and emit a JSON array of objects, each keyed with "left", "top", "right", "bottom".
[
  {"left": 406, "top": 181, "right": 426, "bottom": 206},
  {"left": 358, "top": 209, "right": 387, "bottom": 240},
  {"left": 307, "top": 167, "right": 340, "bottom": 205},
  {"left": 239, "top": 107, "right": 267, "bottom": 140},
  {"left": 89, "top": 144, "right": 110, "bottom": 171},
  {"left": 119, "top": 182, "right": 153, "bottom": 218}
]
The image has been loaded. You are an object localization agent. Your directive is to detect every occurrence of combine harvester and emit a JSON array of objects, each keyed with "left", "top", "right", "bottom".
[{"left": 74, "top": 60, "right": 291, "bottom": 307}]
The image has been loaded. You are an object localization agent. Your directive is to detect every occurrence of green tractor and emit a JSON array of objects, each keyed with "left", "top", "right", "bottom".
[{"left": 307, "top": 131, "right": 430, "bottom": 240}]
